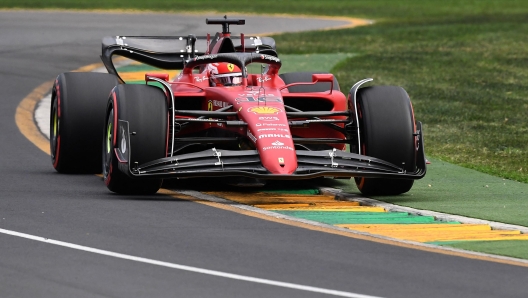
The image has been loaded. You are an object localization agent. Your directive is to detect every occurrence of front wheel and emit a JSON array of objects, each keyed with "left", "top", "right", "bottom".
[
  {"left": 354, "top": 86, "right": 416, "bottom": 195},
  {"left": 103, "top": 84, "right": 168, "bottom": 195}
]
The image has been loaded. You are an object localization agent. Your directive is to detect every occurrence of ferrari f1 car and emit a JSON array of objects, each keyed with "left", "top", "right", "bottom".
[{"left": 50, "top": 17, "right": 426, "bottom": 195}]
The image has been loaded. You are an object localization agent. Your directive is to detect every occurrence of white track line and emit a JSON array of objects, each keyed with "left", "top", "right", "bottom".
[{"left": 0, "top": 227, "right": 383, "bottom": 298}]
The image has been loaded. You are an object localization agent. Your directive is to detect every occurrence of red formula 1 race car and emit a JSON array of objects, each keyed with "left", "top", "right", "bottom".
[{"left": 50, "top": 17, "right": 426, "bottom": 195}]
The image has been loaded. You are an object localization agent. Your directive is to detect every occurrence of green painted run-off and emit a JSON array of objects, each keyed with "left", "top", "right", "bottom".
[{"left": 273, "top": 210, "right": 452, "bottom": 225}]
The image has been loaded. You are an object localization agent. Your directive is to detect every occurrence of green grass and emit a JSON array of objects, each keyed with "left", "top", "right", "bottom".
[
  {"left": 433, "top": 240, "right": 528, "bottom": 260},
  {"left": 2, "top": 1, "right": 527, "bottom": 20},
  {"left": 4, "top": 0, "right": 528, "bottom": 183},
  {"left": 274, "top": 53, "right": 356, "bottom": 73}
]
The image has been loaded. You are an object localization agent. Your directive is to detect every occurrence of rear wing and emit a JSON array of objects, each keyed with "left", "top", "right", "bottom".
[{"left": 100, "top": 34, "right": 277, "bottom": 77}]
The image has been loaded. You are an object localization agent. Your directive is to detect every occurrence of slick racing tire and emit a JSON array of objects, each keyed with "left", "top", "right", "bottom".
[
  {"left": 50, "top": 72, "right": 119, "bottom": 173},
  {"left": 354, "top": 86, "right": 416, "bottom": 196},
  {"left": 103, "top": 84, "right": 167, "bottom": 195},
  {"left": 279, "top": 72, "right": 340, "bottom": 93}
]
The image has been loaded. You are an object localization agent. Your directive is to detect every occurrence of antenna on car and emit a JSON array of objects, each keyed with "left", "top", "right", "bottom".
[
  {"left": 186, "top": 34, "right": 196, "bottom": 58},
  {"left": 259, "top": 64, "right": 266, "bottom": 106},
  {"left": 206, "top": 16, "right": 245, "bottom": 35},
  {"left": 260, "top": 65, "right": 265, "bottom": 88}
]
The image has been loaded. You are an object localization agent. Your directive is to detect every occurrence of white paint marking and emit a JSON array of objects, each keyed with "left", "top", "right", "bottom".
[
  {"left": 36, "top": 94, "right": 51, "bottom": 139},
  {"left": 0, "top": 227, "right": 383, "bottom": 298}
]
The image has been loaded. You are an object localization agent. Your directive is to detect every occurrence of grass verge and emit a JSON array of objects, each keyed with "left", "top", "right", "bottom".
[{"left": 433, "top": 240, "right": 528, "bottom": 260}]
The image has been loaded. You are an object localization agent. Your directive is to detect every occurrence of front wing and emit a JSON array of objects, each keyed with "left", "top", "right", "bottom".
[{"left": 115, "top": 120, "right": 427, "bottom": 180}]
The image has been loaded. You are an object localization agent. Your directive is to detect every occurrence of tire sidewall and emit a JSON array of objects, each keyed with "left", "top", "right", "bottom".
[
  {"left": 103, "top": 84, "right": 167, "bottom": 194},
  {"left": 355, "top": 86, "right": 416, "bottom": 195},
  {"left": 50, "top": 72, "right": 118, "bottom": 173}
]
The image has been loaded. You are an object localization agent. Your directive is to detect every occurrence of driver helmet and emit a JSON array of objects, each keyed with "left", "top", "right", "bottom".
[{"left": 207, "top": 63, "right": 243, "bottom": 86}]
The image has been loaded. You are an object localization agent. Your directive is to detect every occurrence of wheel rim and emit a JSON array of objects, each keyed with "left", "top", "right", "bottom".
[
  {"left": 106, "top": 120, "right": 112, "bottom": 154},
  {"left": 103, "top": 110, "right": 114, "bottom": 179}
]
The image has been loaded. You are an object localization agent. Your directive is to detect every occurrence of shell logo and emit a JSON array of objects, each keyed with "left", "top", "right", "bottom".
[{"left": 248, "top": 106, "right": 282, "bottom": 114}]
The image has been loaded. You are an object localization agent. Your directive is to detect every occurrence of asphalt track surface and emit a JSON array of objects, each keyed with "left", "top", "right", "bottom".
[{"left": 1, "top": 10, "right": 528, "bottom": 298}]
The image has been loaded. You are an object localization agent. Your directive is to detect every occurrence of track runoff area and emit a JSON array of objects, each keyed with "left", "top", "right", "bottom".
[{"left": 12, "top": 53, "right": 521, "bottom": 268}]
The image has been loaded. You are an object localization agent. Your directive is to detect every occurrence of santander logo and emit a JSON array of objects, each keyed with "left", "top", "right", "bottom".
[{"left": 262, "top": 139, "right": 294, "bottom": 151}]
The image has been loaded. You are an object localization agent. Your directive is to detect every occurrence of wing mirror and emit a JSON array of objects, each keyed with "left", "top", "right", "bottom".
[
  {"left": 145, "top": 73, "right": 169, "bottom": 82},
  {"left": 312, "top": 74, "right": 334, "bottom": 93}
]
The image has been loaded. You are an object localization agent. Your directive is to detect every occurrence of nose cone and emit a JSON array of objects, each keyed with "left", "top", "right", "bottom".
[
  {"left": 240, "top": 105, "right": 298, "bottom": 175},
  {"left": 258, "top": 138, "right": 297, "bottom": 174}
]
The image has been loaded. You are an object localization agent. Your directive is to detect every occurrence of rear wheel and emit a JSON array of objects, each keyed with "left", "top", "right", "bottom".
[
  {"left": 50, "top": 72, "right": 118, "bottom": 173},
  {"left": 103, "top": 84, "right": 167, "bottom": 195},
  {"left": 354, "top": 86, "right": 416, "bottom": 195}
]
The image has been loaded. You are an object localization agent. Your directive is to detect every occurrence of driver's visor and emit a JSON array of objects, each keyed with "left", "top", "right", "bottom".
[{"left": 212, "top": 73, "right": 242, "bottom": 86}]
